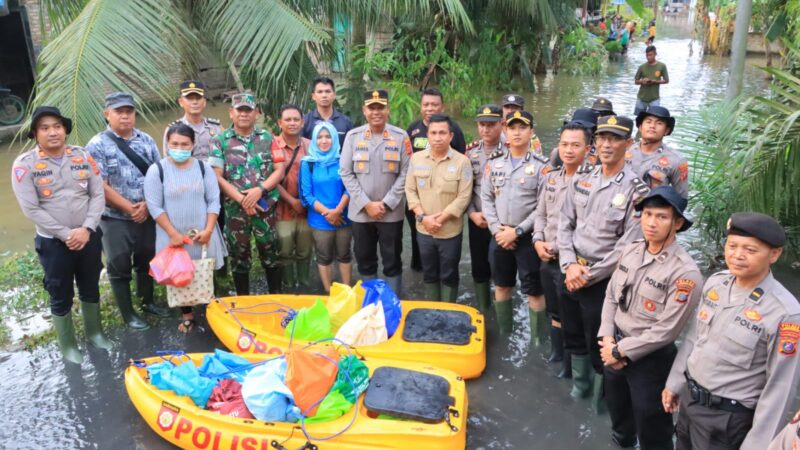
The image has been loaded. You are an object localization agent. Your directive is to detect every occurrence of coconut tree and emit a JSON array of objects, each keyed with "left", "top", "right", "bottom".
[{"left": 29, "top": 0, "right": 473, "bottom": 144}]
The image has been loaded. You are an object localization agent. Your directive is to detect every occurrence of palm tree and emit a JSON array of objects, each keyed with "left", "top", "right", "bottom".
[{"left": 29, "top": 0, "right": 473, "bottom": 144}]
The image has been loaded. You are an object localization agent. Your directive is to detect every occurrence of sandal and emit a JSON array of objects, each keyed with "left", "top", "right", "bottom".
[{"left": 178, "top": 319, "right": 196, "bottom": 333}]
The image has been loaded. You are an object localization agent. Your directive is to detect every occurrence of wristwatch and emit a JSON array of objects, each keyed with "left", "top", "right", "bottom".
[
  {"left": 611, "top": 345, "right": 622, "bottom": 361},
  {"left": 515, "top": 226, "right": 524, "bottom": 237},
  {"left": 416, "top": 213, "right": 425, "bottom": 223}
]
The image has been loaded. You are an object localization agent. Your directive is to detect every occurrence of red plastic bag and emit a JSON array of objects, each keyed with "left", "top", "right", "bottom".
[
  {"left": 149, "top": 244, "right": 195, "bottom": 287},
  {"left": 207, "top": 379, "right": 255, "bottom": 419},
  {"left": 285, "top": 347, "right": 339, "bottom": 417}
]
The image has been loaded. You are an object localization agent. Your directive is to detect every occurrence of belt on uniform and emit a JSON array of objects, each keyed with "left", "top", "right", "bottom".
[
  {"left": 576, "top": 254, "right": 597, "bottom": 267},
  {"left": 684, "top": 372, "right": 754, "bottom": 414}
]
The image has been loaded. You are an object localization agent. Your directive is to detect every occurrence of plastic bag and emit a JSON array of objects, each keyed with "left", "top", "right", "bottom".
[
  {"left": 283, "top": 299, "right": 333, "bottom": 342},
  {"left": 334, "top": 302, "right": 388, "bottom": 347},
  {"left": 361, "top": 279, "right": 402, "bottom": 338},
  {"left": 241, "top": 358, "right": 302, "bottom": 423},
  {"left": 207, "top": 378, "right": 255, "bottom": 419},
  {"left": 304, "top": 391, "right": 351, "bottom": 424},
  {"left": 326, "top": 281, "right": 360, "bottom": 332},
  {"left": 198, "top": 349, "right": 254, "bottom": 383},
  {"left": 304, "top": 355, "right": 370, "bottom": 424},
  {"left": 285, "top": 347, "right": 339, "bottom": 417},
  {"left": 149, "top": 245, "right": 195, "bottom": 288},
  {"left": 148, "top": 360, "right": 216, "bottom": 407}
]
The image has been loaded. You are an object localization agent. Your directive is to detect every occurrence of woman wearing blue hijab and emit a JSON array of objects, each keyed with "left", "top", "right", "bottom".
[{"left": 299, "top": 122, "right": 352, "bottom": 292}]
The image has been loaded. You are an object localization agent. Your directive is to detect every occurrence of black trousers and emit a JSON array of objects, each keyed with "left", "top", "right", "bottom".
[
  {"left": 100, "top": 217, "right": 156, "bottom": 282},
  {"left": 34, "top": 230, "right": 104, "bottom": 316},
  {"left": 605, "top": 344, "right": 678, "bottom": 450},
  {"left": 404, "top": 209, "right": 421, "bottom": 268},
  {"left": 467, "top": 220, "right": 492, "bottom": 283},
  {"left": 488, "top": 234, "right": 543, "bottom": 296},
  {"left": 675, "top": 386, "right": 754, "bottom": 450},
  {"left": 540, "top": 259, "right": 565, "bottom": 321},
  {"left": 560, "top": 278, "right": 610, "bottom": 373},
  {"left": 417, "top": 233, "right": 463, "bottom": 288},
  {"left": 352, "top": 221, "right": 403, "bottom": 277}
]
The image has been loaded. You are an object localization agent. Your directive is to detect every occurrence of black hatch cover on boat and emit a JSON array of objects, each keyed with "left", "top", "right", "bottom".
[
  {"left": 402, "top": 308, "right": 475, "bottom": 345},
  {"left": 363, "top": 366, "right": 454, "bottom": 423}
]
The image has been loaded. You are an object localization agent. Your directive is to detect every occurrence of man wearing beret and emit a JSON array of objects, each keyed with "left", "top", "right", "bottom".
[
  {"left": 87, "top": 92, "right": 169, "bottom": 330},
  {"left": 663, "top": 212, "right": 800, "bottom": 450},
  {"left": 339, "top": 89, "right": 411, "bottom": 295},
  {"left": 12, "top": 106, "right": 112, "bottom": 363},
  {"left": 629, "top": 105, "right": 689, "bottom": 198},
  {"left": 598, "top": 186, "right": 703, "bottom": 448}
]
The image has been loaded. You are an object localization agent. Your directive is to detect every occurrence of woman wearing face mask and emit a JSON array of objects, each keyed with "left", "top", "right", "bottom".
[
  {"left": 299, "top": 122, "right": 351, "bottom": 292},
  {"left": 144, "top": 123, "right": 227, "bottom": 332}
]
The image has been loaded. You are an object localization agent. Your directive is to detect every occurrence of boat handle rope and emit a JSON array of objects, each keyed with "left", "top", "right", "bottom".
[{"left": 271, "top": 440, "right": 317, "bottom": 450}]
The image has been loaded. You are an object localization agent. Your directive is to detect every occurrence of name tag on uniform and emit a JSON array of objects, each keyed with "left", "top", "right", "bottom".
[{"left": 447, "top": 165, "right": 457, "bottom": 173}]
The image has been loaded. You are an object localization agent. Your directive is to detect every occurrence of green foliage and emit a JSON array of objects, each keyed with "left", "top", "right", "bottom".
[
  {"left": 605, "top": 40, "right": 623, "bottom": 54},
  {"left": 560, "top": 26, "right": 609, "bottom": 76}
]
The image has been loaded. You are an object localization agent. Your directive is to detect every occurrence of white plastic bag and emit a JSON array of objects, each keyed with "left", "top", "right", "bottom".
[{"left": 334, "top": 301, "right": 388, "bottom": 347}]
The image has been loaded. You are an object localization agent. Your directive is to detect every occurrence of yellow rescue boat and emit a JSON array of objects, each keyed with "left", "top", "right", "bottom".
[
  {"left": 125, "top": 353, "right": 468, "bottom": 450},
  {"left": 206, "top": 295, "right": 486, "bottom": 379}
]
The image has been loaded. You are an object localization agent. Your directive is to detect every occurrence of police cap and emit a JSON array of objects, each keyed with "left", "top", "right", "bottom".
[
  {"left": 180, "top": 80, "right": 206, "bottom": 97},
  {"left": 591, "top": 97, "right": 614, "bottom": 114},
  {"left": 502, "top": 94, "right": 525, "bottom": 108},
  {"left": 570, "top": 107, "right": 599, "bottom": 129},
  {"left": 364, "top": 89, "right": 389, "bottom": 106},
  {"left": 726, "top": 212, "right": 786, "bottom": 248},
  {"left": 595, "top": 115, "right": 633, "bottom": 138},
  {"left": 475, "top": 104, "right": 502, "bottom": 122},
  {"left": 505, "top": 110, "right": 533, "bottom": 127}
]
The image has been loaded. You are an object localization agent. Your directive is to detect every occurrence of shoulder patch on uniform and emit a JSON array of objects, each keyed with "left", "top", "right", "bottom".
[
  {"left": 779, "top": 323, "right": 800, "bottom": 356},
  {"left": 674, "top": 278, "right": 696, "bottom": 304},
  {"left": 489, "top": 149, "right": 505, "bottom": 160},
  {"left": 207, "top": 117, "right": 221, "bottom": 125},
  {"left": 631, "top": 177, "right": 650, "bottom": 196},
  {"left": 13, "top": 166, "right": 27, "bottom": 182}
]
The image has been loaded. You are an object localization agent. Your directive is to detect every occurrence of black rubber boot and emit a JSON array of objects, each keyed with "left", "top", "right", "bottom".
[
  {"left": 266, "top": 267, "right": 283, "bottom": 294},
  {"left": 557, "top": 351, "right": 573, "bottom": 379},
  {"left": 137, "top": 272, "right": 170, "bottom": 318},
  {"left": 547, "top": 326, "right": 564, "bottom": 363},
  {"left": 232, "top": 272, "right": 250, "bottom": 296},
  {"left": 611, "top": 432, "right": 638, "bottom": 448},
  {"left": 110, "top": 279, "right": 150, "bottom": 330}
]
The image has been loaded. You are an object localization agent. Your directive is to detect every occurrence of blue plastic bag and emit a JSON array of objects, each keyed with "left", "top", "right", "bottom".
[
  {"left": 241, "top": 358, "right": 302, "bottom": 423},
  {"left": 148, "top": 360, "right": 216, "bottom": 407},
  {"left": 198, "top": 349, "right": 254, "bottom": 382},
  {"left": 361, "top": 279, "right": 402, "bottom": 338}
]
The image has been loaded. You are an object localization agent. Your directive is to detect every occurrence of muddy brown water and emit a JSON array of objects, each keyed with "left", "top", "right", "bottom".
[{"left": 1, "top": 19, "right": 795, "bottom": 449}]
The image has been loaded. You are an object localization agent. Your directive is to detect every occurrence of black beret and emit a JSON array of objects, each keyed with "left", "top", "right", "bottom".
[{"left": 726, "top": 212, "right": 786, "bottom": 247}]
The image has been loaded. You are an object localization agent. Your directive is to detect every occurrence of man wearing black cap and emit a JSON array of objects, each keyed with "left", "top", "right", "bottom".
[
  {"left": 634, "top": 46, "right": 669, "bottom": 116},
  {"left": 339, "top": 89, "right": 411, "bottom": 296},
  {"left": 663, "top": 213, "right": 800, "bottom": 450},
  {"left": 597, "top": 186, "right": 703, "bottom": 449},
  {"left": 630, "top": 105, "right": 688, "bottom": 198},
  {"left": 501, "top": 94, "right": 543, "bottom": 155},
  {"left": 591, "top": 97, "right": 615, "bottom": 118},
  {"left": 162, "top": 80, "right": 222, "bottom": 161},
  {"left": 558, "top": 114, "right": 650, "bottom": 413},
  {"left": 465, "top": 104, "right": 505, "bottom": 311},
  {"left": 12, "top": 107, "right": 112, "bottom": 363},
  {"left": 87, "top": 92, "right": 168, "bottom": 330}
]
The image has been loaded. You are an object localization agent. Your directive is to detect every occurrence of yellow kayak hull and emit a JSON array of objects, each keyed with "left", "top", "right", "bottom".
[
  {"left": 206, "top": 295, "right": 486, "bottom": 379},
  {"left": 125, "top": 353, "right": 467, "bottom": 450}
]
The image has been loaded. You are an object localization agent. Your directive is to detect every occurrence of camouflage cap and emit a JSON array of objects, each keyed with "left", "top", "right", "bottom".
[{"left": 231, "top": 92, "right": 257, "bottom": 109}]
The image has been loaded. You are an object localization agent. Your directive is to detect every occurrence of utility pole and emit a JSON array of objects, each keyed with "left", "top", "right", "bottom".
[{"left": 726, "top": 0, "right": 753, "bottom": 100}]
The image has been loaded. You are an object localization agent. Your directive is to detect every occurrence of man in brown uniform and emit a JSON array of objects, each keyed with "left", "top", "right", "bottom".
[
  {"left": 663, "top": 213, "right": 800, "bottom": 450},
  {"left": 405, "top": 114, "right": 473, "bottom": 301},
  {"left": 598, "top": 186, "right": 702, "bottom": 449}
]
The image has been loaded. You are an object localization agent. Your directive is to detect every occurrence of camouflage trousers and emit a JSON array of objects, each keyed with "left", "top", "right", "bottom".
[{"left": 224, "top": 200, "right": 279, "bottom": 273}]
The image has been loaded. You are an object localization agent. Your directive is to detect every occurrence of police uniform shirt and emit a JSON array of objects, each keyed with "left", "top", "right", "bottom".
[
  {"left": 11, "top": 146, "right": 105, "bottom": 241},
  {"left": 405, "top": 148, "right": 473, "bottom": 239},
  {"left": 666, "top": 271, "right": 800, "bottom": 449},
  {"left": 162, "top": 116, "right": 223, "bottom": 161},
  {"left": 557, "top": 165, "right": 648, "bottom": 285},
  {"left": 339, "top": 124, "right": 411, "bottom": 223},
  {"left": 465, "top": 138, "right": 505, "bottom": 214},
  {"left": 407, "top": 119, "right": 467, "bottom": 154},
  {"left": 598, "top": 239, "right": 703, "bottom": 361},
  {"left": 626, "top": 141, "right": 688, "bottom": 198},
  {"left": 480, "top": 149, "right": 548, "bottom": 235},
  {"left": 532, "top": 164, "right": 573, "bottom": 252},
  {"left": 768, "top": 420, "right": 800, "bottom": 450}
]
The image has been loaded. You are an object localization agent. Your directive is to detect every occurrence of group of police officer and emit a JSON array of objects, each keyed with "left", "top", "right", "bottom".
[{"left": 11, "top": 79, "right": 800, "bottom": 448}]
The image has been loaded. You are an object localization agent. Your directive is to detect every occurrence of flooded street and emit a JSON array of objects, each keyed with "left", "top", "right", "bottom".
[{"left": 1, "top": 19, "right": 794, "bottom": 449}]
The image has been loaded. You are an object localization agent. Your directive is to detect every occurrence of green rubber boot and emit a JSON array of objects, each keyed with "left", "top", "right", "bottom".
[
  {"left": 494, "top": 299, "right": 514, "bottom": 335},
  {"left": 474, "top": 281, "right": 492, "bottom": 312},
  {"left": 81, "top": 302, "right": 113, "bottom": 350},
  {"left": 52, "top": 313, "right": 83, "bottom": 364},
  {"left": 282, "top": 264, "right": 296, "bottom": 291},
  {"left": 441, "top": 285, "right": 458, "bottom": 302},
  {"left": 296, "top": 258, "right": 311, "bottom": 288},
  {"left": 570, "top": 354, "right": 592, "bottom": 399},
  {"left": 424, "top": 282, "right": 441, "bottom": 301},
  {"left": 529, "top": 308, "right": 548, "bottom": 348},
  {"left": 591, "top": 373, "right": 607, "bottom": 415}
]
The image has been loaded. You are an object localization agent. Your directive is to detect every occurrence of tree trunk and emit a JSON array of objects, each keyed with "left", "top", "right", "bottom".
[
  {"left": 726, "top": 0, "right": 752, "bottom": 100},
  {"left": 764, "top": 37, "right": 772, "bottom": 68}
]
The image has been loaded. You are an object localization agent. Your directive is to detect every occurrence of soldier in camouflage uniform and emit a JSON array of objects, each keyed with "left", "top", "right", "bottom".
[{"left": 209, "top": 93, "right": 285, "bottom": 295}]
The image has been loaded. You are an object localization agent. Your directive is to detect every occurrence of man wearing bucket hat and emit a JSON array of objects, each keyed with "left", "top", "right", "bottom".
[
  {"left": 629, "top": 105, "right": 689, "bottom": 198},
  {"left": 663, "top": 212, "right": 800, "bottom": 450},
  {"left": 12, "top": 106, "right": 112, "bottom": 363},
  {"left": 597, "top": 186, "right": 703, "bottom": 449}
]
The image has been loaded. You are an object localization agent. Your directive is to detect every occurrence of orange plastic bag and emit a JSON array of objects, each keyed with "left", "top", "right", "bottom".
[
  {"left": 285, "top": 346, "right": 339, "bottom": 417},
  {"left": 149, "top": 244, "right": 195, "bottom": 288}
]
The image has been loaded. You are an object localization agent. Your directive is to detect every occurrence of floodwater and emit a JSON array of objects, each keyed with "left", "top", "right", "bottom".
[{"left": 0, "top": 18, "right": 793, "bottom": 450}]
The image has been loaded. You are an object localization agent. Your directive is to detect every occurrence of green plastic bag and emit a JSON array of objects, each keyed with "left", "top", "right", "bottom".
[
  {"left": 304, "top": 391, "right": 352, "bottom": 424},
  {"left": 284, "top": 299, "right": 334, "bottom": 342},
  {"left": 303, "top": 355, "right": 371, "bottom": 423}
]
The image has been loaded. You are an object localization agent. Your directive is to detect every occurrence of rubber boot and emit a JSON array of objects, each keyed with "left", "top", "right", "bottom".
[
  {"left": 81, "top": 302, "right": 113, "bottom": 350},
  {"left": 137, "top": 272, "right": 170, "bottom": 318},
  {"left": 52, "top": 313, "right": 83, "bottom": 364},
  {"left": 591, "top": 373, "right": 607, "bottom": 415},
  {"left": 441, "top": 285, "right": 458, "bottom": 302},
  {"left": 386, "top": 275, "right": 402, "bottom": 298},
  {"left": 474, "top": 281, "right": 492, "bottom": 312},
  {"left": 557, "top": 351, "right": 572, "bottom": 379},
  {"left": 529, "top": 308, "right": 548, "bottom": 348},
  {"left": 494, "top": 300, "right": 513, "bottom": 335},
  {"left": 547, "top": 326, "right": 564, "bottom": 363},
  {"left": 570, "top": 354, "right": 592, "bottom": 399},
  {"left": 232, "top": 272, "right": 250, "bottom": 295},
  {"left": 110, "top": 279, "right": 150, "bottom": 330},
  {"left": 266, "top": 267, "right": 283, "bottom": 294},
  {"left": 296, "top": 258, "right": 311, "bottom": 288},
  {"left": 423, "top": 282, "right": 441, "bottom": 301},
  {"left": 282, "top": 264, "right": 296, "bottom": 291}
]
